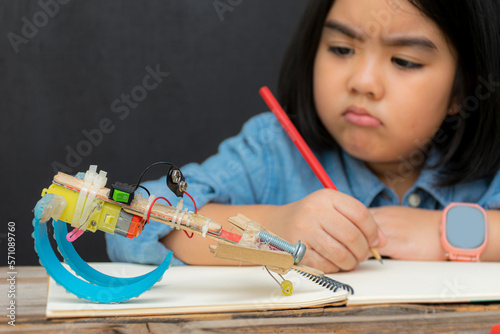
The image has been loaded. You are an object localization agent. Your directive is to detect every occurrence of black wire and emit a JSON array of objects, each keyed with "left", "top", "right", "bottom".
[
  {"left": 130, "top": 184, "right": 151, "bottom": 197},
  {"left": 132, "top": 162, "right": 173, "bottom": 193}
]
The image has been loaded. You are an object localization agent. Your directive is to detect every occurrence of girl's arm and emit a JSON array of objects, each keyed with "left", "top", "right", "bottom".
[
  {"left": 162, "top": 189, "right": 386, "bottom": 273},
  {"left": 369, "top": 206, "right": 500, "bottom": 261},
  {"left": 160, "top": 204, "right": 277, "bottom": 266}
]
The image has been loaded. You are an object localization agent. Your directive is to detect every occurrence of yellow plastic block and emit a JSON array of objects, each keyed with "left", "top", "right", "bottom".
[{"left": 42, "top": 183, "right": 121, "bottom": 234}]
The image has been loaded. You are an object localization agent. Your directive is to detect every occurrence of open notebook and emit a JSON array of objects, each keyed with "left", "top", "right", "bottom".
[{"left": 46, "top": 260, "right": 500, "bottom": 318}]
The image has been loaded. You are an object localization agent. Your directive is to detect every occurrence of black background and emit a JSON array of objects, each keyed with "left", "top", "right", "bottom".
[{"left": 0, "top": 0, "right": 308, "bottom": 265}]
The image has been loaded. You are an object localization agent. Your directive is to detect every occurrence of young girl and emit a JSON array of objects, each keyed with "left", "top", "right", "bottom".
[{"left": 106, "top": 0, "right": 500, "bottom": 273}]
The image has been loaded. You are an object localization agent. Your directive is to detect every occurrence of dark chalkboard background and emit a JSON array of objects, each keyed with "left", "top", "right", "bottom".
[{"left": 0, "top": 0, "right": 308, "bottom": 265}]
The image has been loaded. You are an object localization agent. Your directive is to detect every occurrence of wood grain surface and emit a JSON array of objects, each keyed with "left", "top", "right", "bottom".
[{"left": 1, "top": 266, "right": 499, "bottom": 333}]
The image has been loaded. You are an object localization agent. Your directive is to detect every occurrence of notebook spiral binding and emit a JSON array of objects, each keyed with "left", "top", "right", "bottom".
[{"left": 294, "top": 269, "right": 355, "bottom": 295}]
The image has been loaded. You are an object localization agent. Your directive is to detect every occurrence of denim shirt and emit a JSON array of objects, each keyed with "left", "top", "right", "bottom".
[{"left": 106, "top": 112, "right": 500, "bottom": 265}]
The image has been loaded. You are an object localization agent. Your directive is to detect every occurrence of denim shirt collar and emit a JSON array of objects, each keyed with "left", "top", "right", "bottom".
[
  {"left": 339, "top": 150, "right": 386, "bottom": 206},
  {"left": 409, "top": 152, "right": 453, "bottom": 208},
  {"left": 339, "top": 148, "right": 453, "bottom": 208}
]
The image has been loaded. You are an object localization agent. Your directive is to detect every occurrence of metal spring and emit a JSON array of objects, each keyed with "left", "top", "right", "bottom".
[{"left": 294, "top": 269, "right": 355, "bottom": 295}]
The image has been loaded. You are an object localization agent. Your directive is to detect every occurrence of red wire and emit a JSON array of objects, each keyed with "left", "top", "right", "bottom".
[
  {"left": 145, "top": 193, "right": 198, "bottom": 239},
  {"left": 184, "top": 191, "right": 197, "bottom": 213},
  {"left": 145, "top": 196, "right": 172, "bottom": 224},
  {"left": 183, "top": 191, "right": 198, "bottom": 238}
]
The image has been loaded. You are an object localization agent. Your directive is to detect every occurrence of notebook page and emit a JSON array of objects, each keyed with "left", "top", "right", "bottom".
[
  {"left": 46, "top": 263, "right": 348, "bottom": 318},
  {"left": 330, "top": 260, "right": 500, "bottom": 305}
]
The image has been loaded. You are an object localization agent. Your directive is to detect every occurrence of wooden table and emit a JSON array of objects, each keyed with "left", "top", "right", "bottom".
[{"left": 1, "top": 266, "right": 500, "bottom": 333}]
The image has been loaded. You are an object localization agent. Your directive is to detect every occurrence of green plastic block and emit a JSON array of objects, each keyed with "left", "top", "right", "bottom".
[{"left": 112, "top": 189, "right": 130, "bottom": 203}]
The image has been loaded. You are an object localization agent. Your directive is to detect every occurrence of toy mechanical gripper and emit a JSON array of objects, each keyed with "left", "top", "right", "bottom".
[
  {"left": 32, "top": 166, "right": 172, "bottom": 303},
  {"left": 33, "top": 165, "right": 353, "bottom": 303}
]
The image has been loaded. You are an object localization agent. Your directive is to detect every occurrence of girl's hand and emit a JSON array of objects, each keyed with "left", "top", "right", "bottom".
[
  {"left": 267, "top": 189, "right": 385, "bottom": 273},
  {"left": 369, "top": 206, "right": 446, "bottom": 261}
]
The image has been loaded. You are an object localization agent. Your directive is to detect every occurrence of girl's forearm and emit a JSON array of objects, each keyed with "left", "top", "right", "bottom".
[
  {"left": 371, "top": 206, "right": 500, "bottom": 262},
  {"left": 484, "top": 210, "right": 500, "bottom": 261},
  {"left": 160, "top": 203, "right": 278, "bottom": 265}
]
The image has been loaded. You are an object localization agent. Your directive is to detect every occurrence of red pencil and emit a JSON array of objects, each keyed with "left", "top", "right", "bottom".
[
  {"left": 259, "top": 86, "right": 338, "bottom": 190},
  {"left": 259, "top": 86, "right": 382, "bottom": 263}
]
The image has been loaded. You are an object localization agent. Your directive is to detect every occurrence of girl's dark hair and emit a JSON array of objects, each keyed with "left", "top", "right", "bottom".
[{"left": 278, "top": 0, "right": 500, "bottom": 186}]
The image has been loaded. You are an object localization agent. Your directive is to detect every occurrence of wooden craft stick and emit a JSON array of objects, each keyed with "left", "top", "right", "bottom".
[{"left": 210, "top": 243, "right": 295, "bottom": 269}]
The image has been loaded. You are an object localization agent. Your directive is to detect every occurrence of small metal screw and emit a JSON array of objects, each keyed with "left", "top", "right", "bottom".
[
  {"left": 178, "top": 181, "right": 188, "bottom": 192},
  {"left": 171, "top": 170, "right": 182, "bottom": 183},
  {"left": 90, "top": 220, "right": 97, "bottom": 227},
  {"left": 258, "top": 231, "right": 306, "bottom": 264}
]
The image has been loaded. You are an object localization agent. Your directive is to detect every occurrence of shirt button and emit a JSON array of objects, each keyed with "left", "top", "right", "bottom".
[{"left": 408, "top": 193, "right": 421, "bottom": 207}]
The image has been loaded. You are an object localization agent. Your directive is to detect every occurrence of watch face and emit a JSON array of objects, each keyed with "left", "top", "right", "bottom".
[{"left": 446, "top": 206, "right": 486, "bottom": 249}]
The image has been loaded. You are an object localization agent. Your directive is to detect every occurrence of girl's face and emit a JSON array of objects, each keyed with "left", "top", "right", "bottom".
[{"left": 314, "top": 0, "right": 457, "bottom": 174}]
